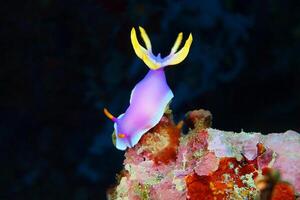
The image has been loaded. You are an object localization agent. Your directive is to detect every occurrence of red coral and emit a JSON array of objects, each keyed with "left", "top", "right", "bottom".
[{"left": 138, "top": 115, "right": 181, "bottom": 165}]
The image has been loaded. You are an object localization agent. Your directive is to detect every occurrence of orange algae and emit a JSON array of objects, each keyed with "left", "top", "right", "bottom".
[
  {"left": 138, "top": 115, "right": 181, "bottom": 164},
  {"left": 271, "top": 182, "right": 295, "bottom": 200},
  {"left": 185, "top": 157, "right": 258, "bottom": 200},
  {"left": 185, "top": 173, "right": 214, "bottom": 200}
]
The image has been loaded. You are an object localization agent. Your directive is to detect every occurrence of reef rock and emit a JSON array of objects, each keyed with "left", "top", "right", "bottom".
[{"left": 107, "top": 109, "right": 300, "bottom": 200}]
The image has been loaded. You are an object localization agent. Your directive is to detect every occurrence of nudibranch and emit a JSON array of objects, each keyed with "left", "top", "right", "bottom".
[{"left": 104, "top": 26, "right": 193, "bottom": 150}]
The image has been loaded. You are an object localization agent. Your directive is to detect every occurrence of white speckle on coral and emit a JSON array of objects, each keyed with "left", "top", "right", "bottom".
[
  {"left": 172, "top": 177, "right": 186, "bottom": 191},
  {"left": 234, "top": 167, "right": 239, "bottom": 175}
]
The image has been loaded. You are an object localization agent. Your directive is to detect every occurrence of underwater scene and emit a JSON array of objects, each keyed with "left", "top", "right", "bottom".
[{"left": 2, "top": 0, "right": 300, "bottom": 199}]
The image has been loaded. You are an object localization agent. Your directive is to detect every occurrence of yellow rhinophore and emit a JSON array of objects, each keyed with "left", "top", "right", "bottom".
[
  {"left": 165, "top": 33, "right": 193, "bottom": 66},
  {"left": 130, "top": 26, "right": 193, "bottom": 70},
  {"left": 170, "top": 32, "right": 183, "bottom": 54}
]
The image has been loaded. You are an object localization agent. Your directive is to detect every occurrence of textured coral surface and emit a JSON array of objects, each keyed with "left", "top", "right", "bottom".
[{"left": 107, "top": 109, "right": 300, "bottom": 200}]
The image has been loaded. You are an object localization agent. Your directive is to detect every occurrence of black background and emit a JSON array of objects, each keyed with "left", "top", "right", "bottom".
[{"left": 2, "top": 0, "right": 300, "bottom": 199}]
